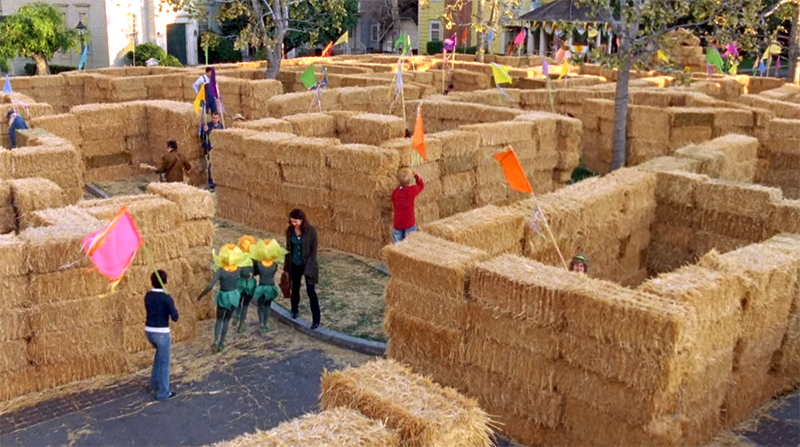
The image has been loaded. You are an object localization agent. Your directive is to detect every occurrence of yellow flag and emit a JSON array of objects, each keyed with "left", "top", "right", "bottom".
[
  {"left": 558, "top": 61, "right": 569, "bottom": 80},
  {"left": 588, "top": 29, "right": 598, "bottom": 39},
  {"left": 334, "top": 31, "right": 348, "bottom": 46},
  {"left": 491, "top": 63, "right": 513, "bottom": 85},
  {"left": 193, "top": 86, "right": 205, "bottom": 115},
  {"left": 657, "top": 50, "right": 669, "bottom": 63},
  {"left": 768, "top": 43, "right": 781, "bottom": 55}
]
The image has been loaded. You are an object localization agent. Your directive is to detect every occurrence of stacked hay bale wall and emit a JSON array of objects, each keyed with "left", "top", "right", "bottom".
[
  {"left": 581, "top": 93, "right": 767, "bottom": 174},
  {"left": 11, "top": 70, "right": 284, "bottom": 119},
  {"left": 382, "top": 167, "right": 800, "bottom": 446},
  {"left": 30, "top": 101, "right": 207, "bottom": 186},
  {"left": 0, "top": 133, "right": 84, "bottom": 203},
  {"left": 758, "top": 118, "right": 800, "bottom": 199},
  {"left": 0, "top": 102, "right": 55, "bottom": 148},
  {"left": 211, "top": 110, "right": 580, "bottom": 258},
  {"left": 0, "top": 184, "right": 214, "bottom": 402}
]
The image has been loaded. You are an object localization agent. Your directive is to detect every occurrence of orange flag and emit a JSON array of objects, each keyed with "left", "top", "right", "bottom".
[
  {"left": 493, "top": 147, "right": 532, "bottom": 194},
  {"left": 461, "top": 28, "right": 469, "bottom": 43},
  {"left": 412, "top": 106, "right": 427, "bottom": 161},
  {"left": 321, "top": 41, "right": 334, "bottom": 57}
]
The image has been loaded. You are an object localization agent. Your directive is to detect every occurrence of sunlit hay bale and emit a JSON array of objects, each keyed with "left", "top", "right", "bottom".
[
  {"left": 423, "top": 205, "right": 526, "bottom": 257},
  {"left": 327, "top": 143, "right": 401, "bottom": 177},
  {"left": 465, "top": 301, "right": 559, "bottom": 360},
  {"left": 9, "top": 144, "right": 82, "bottom": 178},
  {"left": 0, "top": 180, "right": 14, "bottom": 234},
  {"left": 382, "top": 231, "right": 488, "bottom": 298},
  {"left": 0, "top": 308, "right": 31, "bottom": 342},
  {"left": 266, "top": 90, "right": 341, "bottom": 117},
  {"left": 0, "top": 367, "right": 41, "bottom": 402},
  {"left": 180, "top": 219, "right": 216, "bottom": 248},
  {"left": 211, "top": 407, "right": 400, "bottom": 447},
  {"left": 694, "top": 179, "right": 782, "bottom": 219},
  {"left": 282, "top": 112, "right": 337, "bottom": 137},
  {"left": 268, "top": 136, "right": 334, "bottom": 168},
  {"left": 383, "top": 278, "right": 465, "bottom": 330},
  {"left": 84, "top": 196, "right": 181, "bottom": 236},
  {"left": 28, "top": 267, "right": 113, "bottom": 306},
  {"left": 29, "top": 297, "right": 117, "bottom": 334},
  {"left": 146, "top": 182, "right": 215, "bottom": 221},
  {"left": 0, "top": 340, "right": 29, "bottom": 374},
  {"left": 71, "top": 103, "right": 129, "bottom": 141},
  {"left": 25, "top": 206, "right": 102, "bottom": 230},
  {"left": 338, "top": 113, "right": 407, "bottom": 146},
  {"left": 231, "top": 117, "right": 293, "bottom": 133},
  {"left": 320, "top": 359, "right": 494, "bottom": 447}
]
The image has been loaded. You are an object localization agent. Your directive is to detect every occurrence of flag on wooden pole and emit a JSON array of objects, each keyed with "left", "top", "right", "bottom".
[{"left": 412, "top": 106, "right": 427, "bottom": 161}]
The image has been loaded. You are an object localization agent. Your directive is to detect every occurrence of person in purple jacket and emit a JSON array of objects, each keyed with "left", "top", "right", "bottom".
[{"left": 144, "top": 270, "right": 179, "bottom": 400}]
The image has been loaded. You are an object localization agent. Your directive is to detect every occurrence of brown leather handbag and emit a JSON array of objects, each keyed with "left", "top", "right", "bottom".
[{"left": 279, "top": 270, "right": 292, "bottom": 298}]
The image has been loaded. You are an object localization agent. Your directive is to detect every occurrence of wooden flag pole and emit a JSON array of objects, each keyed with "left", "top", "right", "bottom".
[{"left": 531, "top": 193, "right": 568, "bottom": 270}]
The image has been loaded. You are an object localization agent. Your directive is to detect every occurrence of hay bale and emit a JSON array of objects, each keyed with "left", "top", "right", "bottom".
[
  {"left": 145, "top": 183, "right": 215, "bottom": 220},
  {"left": 342, "top": 113, "right": 406, "bottom": 145},
  {"left": 0, "top": 340, "right": 29, "bottom": 373},
  {"left": 382, "top": 231, "right": 488, "bottom": 297},
  {"left": 84, "top": 196, "right": 180, "bottom": 235},
  {"left": 329, "top": 170, "right": 395, "bottom": 198},
  {"left": 211, "top": 407, "right": 401, "bottom": 447},
  {"left": 36, "top": 350, "right": 129, "bottom": 390},
  {"left": 21, "top": 223, "right": 103, "bottom": 274},
  {"left": 283, "top": 113, "right": 337, "bottom": 137},
  {"left": 384, "top": 309, "right": 463, "bottom": 366},
  {"left": 0, "top": 308, "right": 31, "bottom": 341},
  {"left": 8, "top": 178, "right": 66, "bottom": 219},
  {"left": 423, "top": 205, "right": 525, "bottom": 256},
  {"left": 384, "top": 278, "right": 465, "bottom": 329},
  {"left": 0, "top": 234, "right": 28, "bottom": 278},
  {"left": 9, "top": 144, "right": 81, "bottom": 177},
  {"left": 180, "top": 219, "right": 216, "bottom": 248},
  {"left": 463, "top": 365, "right": 563, "bottom": 429},
  {"left": 466, "top": 301, "right": 559, "bottom": 359},
  {"left": 320, "top": 358, "right": 493, "bottom": 447},
  {"left": 232, "top": 117, "right": 293, "bottom": 133},
  {"left": 327, "top": 144, "right": 400, "bottom": 176},
  {"left": 694, "top": 179, "right": 782, "bottom": 218},
  {"left": 0, "top": 275, "right": 30, "bottom": 309},
  {"left": 268, "top": 136, "right": 334, "bottom": 168},
  {"left": 768, "top": 200, "right": 800, "bottom": 234}
]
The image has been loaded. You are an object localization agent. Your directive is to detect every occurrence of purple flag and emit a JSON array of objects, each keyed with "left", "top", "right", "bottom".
[{"left": 542, "top": 57, "right": 549, "bottom": 76}]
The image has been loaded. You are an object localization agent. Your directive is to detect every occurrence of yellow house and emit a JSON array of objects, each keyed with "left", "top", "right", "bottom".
[{"left": 418, "top": 0, "right": 558, "bottom": 55}]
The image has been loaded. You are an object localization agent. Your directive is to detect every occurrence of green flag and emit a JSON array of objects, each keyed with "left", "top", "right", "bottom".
[
  {"left": 300, "top": 65, "right": 317, "bottom": 89},
  {"left": 394, "top": 33, "right": 406, "bottom": 52},
  {"left": 705, "top": 46, "right": 724, "bottom": 73}
]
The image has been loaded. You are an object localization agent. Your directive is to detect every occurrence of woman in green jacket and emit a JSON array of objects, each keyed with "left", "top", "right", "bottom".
[{"left": 198, "top": 244, "right": 245, "bottom": 352}]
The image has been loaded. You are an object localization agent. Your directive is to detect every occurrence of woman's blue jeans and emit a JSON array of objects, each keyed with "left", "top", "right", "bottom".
[{"left": 146, "top": 331, "right": 171, "bottom": 400}]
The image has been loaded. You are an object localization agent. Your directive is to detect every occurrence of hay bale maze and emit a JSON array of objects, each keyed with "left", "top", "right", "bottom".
[
  {"left": 382, "top": 145, "right": 800, "bottom": 445},
  {"left": 210, "top": 106, "right": 580, "bottom": 259},
  {"left": 29, "top": 101, "right": 208, "bottom": 185},
  {"left": 0, "top": 181, "right": 215, "bottom": 402}
]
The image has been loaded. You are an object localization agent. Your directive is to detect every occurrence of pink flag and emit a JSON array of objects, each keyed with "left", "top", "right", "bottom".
[
  {"left": 82, "top": 206, "right": 142, "bottom": 289},
  {"left": 776, "top": 58, "right": 781, "bottom": 70},
  {"left": 514, "top": 29, "right": 527, "bottom": 46}
]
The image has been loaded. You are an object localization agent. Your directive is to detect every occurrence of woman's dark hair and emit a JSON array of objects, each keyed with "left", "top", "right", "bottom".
[
  {"left": 205, "top": 66, "right": 213, "bottom": 73},
  {"left": 569, "top": 255, "right": 588, "bottom": 273},
  {"left": 167, "top": 140, "right": 178, "bottom": 150},
  {"left": 151, "top": 270, "right": 168, "bottom": 288},
  {"left": 288, "top": 208, "right": 308, "bottom": 233}
]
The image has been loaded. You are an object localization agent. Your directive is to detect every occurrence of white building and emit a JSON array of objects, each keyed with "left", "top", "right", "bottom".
[{"left": 0, "top": 0, "right": 199, "bottom": 73}]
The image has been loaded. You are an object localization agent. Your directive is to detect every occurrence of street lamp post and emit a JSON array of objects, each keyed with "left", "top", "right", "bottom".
[{"left": 76, "top": 21, "right": 87, "bottom": 69}]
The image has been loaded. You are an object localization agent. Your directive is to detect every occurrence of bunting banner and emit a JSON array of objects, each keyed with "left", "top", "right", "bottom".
[
  {"left": 705, "top": 45, "right": 724, "bottom": 74},
  {"left": 321, "top": 41, "right": 334, "bottom": 57},
  {"left": 334, "top": 31, "right": 349, "bottom": 46},
  {"left": 78, "top": 44, "right": 88, "bottom": 71},
  {"left": 193, "top": 86, "right": 206, "bottom": 115},
  {"left": 2, "top": 75, "right": 11, "bottom": 95},
  {"left": 300, "top": 65, "right": 317, "bottom": 90},
  {"left": 491, "top": 63, "right": 513, "bottom": 101}
]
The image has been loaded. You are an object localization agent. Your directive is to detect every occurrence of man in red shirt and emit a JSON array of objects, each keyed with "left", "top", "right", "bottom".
[{"left": 391, "top": 169, "right": 424, "bottom": 243}]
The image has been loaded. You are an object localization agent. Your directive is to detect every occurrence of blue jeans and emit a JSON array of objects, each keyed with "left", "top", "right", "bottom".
[
  {"left": 146, "top": 331, "right": 171, "bottom": 400},
  {"left": 392, "top": 225, "right": 417, "bottom": 244}
]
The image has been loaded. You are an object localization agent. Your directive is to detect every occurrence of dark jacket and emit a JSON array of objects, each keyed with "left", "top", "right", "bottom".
[
  {"left": 8, "top": 115, "right": 28, "bottom": 148},
  {"left": 156, "top": 150, "right": 191, "bottom": 183},
  {"left": 144, "top": 289, "right": 179, "bottom": 329},
  {"left": 284, "top": 224, "right": 319, "bottom": 284}
]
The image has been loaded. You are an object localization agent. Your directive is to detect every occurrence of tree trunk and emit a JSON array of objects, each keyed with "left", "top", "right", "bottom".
[
  {"left": 610, "top": 32, "right": 634, "bottom": 171},
  {"left": 788, "top": 3, "right": 800, "bottom": 84},
  {"left": 391, "top": 0, "right": 401, "bottom": 52},
  {"left": 32, "top": 54, "right": 50, "bottom": 76},
  {"left": 476, "top": 0, "right": 486, "bottom": 62},
  {"left": 262, "top": 0, "right": 287, "bottom": 80}
]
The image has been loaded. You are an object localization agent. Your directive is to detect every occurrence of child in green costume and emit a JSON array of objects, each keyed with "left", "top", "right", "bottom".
[
  {"left": 250, "top": 238, "right": 288, "bottom": 333},
  {"left": 197, "top": 244, "right": 247, "bottom": 352},
  {"left": 234, "top": 235, "right": 257, "bottom": 333}
]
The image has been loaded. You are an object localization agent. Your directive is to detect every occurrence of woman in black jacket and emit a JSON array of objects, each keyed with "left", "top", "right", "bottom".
[{"left": 284, "top": 209, "right": 321, "bottom": 329}]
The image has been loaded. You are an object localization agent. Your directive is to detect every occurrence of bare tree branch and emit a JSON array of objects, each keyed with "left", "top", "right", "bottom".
[{"left": 762, "top": 0, "right": 799, "bottom": 18}]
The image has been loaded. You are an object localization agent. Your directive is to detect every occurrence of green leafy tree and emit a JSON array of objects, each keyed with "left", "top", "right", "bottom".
[
  {"left": 170, "top": 0, "right": 356, "bottom": 79},
  {"left": 580, "top": 0, "right": 766, "bottom": 171},
  {"left": 761, "top": 0, "right": 800, "bottom": 83},
  {"left": 0, "top": 2, "right": 81, "bottom": 75},
  {"left": 125, "top": 42, "right": 183, "bottom": 67}
]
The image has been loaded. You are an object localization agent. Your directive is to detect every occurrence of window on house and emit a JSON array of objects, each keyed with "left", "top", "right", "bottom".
[
  {"left": 79, "top": 12, "right": 87, "bottom": 25},
  {"left": 60, "top": 11, "right": 67, "bottom": 25},
  {"left": 371, "top": 23, "right": 380, "bottom": 42},
  {"left": 430, "top": 20, "right": 442, "bottom": 42}
]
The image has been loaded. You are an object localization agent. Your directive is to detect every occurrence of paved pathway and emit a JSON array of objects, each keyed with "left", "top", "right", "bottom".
[{"left": 0, "top": 320, "right": 797, "bottom": 446}]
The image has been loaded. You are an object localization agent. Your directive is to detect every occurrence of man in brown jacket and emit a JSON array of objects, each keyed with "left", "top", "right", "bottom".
[{"left": 152, "top": 140, "right": 191, "bottom": 183}]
